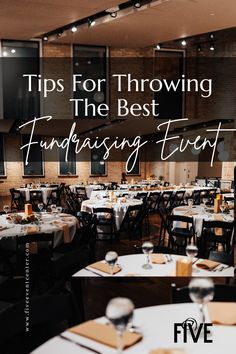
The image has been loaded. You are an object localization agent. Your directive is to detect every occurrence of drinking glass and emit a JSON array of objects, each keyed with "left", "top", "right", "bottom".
[
  {"left": 203, "top": 198, "right": 208, "bottom": 207},
  {"left": 3, "top": 205, "right": 10, "bottom": 214},
  {"left": 38, "top": 203, "right": 44, "bottom": 212},
  {"left": 106, "top": 297, "right": 134, "bottom": 354},
  {"left": 188, "top": 198, "right": 193, "bottom": 211},
  {"left": 56, "top": 206, "right": 62, "bottom": 215},
  {"left": 142, "top": 241, "right": 154, "bottom": 269},
  {"left": 219, "top": 203, "right": 225, "bottom": 214},
  {"left": 50, "top": 204, "right": 57, "bottom": 217},
  {"left": 186, "top": 245, "right": 198, "bottom": 260},
  {"left": 105, "top": 251, "right": 118, "bottom": 275},
  {"left": 189, "top": 278, "right": 214, "bottom": 324}
]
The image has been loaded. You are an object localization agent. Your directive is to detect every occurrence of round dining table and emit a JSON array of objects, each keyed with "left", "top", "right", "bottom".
[
  {"left": 81, "top": 198, "right": 143, "bottom": 230},
  {"left": 173, "top": 205, "right": 234, "bottom": 237},
  {"left": 0, "top": 212, "right": 78, "bottom": 248},
  {"left": 72, "top": 254, "right": 234, "bottom": 278},
  {"left": 89, "top": 186, "right": 217, "bottom": 200},
  {"left": 17, "top": 187, "right": 57, "bottom": 205},
  {"left": 31, "top": 302, "right": 235, "bottom": 354}
]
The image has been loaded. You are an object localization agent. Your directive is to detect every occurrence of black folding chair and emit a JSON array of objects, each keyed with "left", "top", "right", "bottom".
[
  {"left": 199, "top": 220, "right": 234, "bottom": 257},
  {"left": 10, "top": 189, "right": 25, "bottom": 211},
  {"left": 93, "top": 207, "right": 116, "bottom": 241}
]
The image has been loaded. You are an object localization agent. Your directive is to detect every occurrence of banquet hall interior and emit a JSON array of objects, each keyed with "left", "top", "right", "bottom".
[{"left": 0, "top": 1, "right": 235, "bottom": 354}]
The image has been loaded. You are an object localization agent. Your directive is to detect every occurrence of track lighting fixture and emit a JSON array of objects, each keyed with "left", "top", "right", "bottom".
[
  {"left": 88, "top": 18, "right": 96, "bottom": 27},
  {"left": 71, "top": 26, "right": 77, "bottom": 33},
  {"left": 133, "top": 1, "right": 142, "bottom": 8}
]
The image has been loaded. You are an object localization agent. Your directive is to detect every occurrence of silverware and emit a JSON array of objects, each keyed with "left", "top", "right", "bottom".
[
  {"left": 192, "top": 258, "right": 199, "bottom": 265},
  {"left": 213, "top": 265, "right": 231, "bottom": 272},
  {"left": 59, "top": 334, "right": 102, "bottom": 354},
  {"left": 84, "top": 267, "right": 104, "bottom": 277}
]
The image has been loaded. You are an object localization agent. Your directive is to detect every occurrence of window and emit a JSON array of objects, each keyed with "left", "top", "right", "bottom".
[
  {"left": 1, "top": 40, "right": 40, "bottom": 120},
  {"left": 73, "top": 45, "right": 107, "bottom": 118},
  {"left": 91, "top": 147, "right": 106, "bottom": 176},
  {"left": 59, "top": 142, "right": 77, "bottom": 176},
  {"left": 154, "top": 50, "right": 184, "bottom": 118},
  {"left": 127, "top": 153, "right": 140, "bottom": 175},
  {"left": 0, "top": 135, "right": 5, "bottom": 176},
  {"left": 22, "top": 135, "right": 44, "bottom": 176}
]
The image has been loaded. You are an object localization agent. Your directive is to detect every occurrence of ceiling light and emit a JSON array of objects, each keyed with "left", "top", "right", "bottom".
[
  {"left": 210, "top": 43, "right": 215, "bottom": 51},
  {"left": 156, "top": 44, "right": 161, "bottom": 50},
  {"left": 43, "top": 36, "right": 48, "bottom": 41},
  {"left": 10, "top": 49, "right": 16, "bottom": 54},
  {"left": 88, "top": 18, "right": 96, "bottom": 27},
  {"left": 71, "top": 26, "right": 77, "bottom": 33},
  {"left": 2, "top": 51, "right": 8, "bottom": 57},
  {"left": 106, "top": 6, "right": 119, "bottom": 18},
  {"left": 197, "top": 45, "right": 202, "bottom": 52},
  {"left": 57, "top": 31, "right": 63, "bottom": 38},
  {"left": 181, "top": 39, "right": 187, "bottom": 46},
  {"left": 210, "top": 33, "right": 214, "bottom": 39},
  {"left": 133, "top": 1, "right": 142, "bottom": 8}
]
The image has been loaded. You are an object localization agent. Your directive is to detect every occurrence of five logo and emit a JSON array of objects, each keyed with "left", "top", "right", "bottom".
[{"left": 174, "top": 318, "right": 213, "bottom": 343}]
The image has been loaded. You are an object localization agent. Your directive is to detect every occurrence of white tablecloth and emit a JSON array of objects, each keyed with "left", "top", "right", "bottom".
[
  {"left": 81, "top": 199, "right": 143, "bottom": 230},
  {"left": 0, "top": 213, "right": 78, "bottom": 248},
  {"left": 73, "top": 254, "right": 234, "bottom": 277},
  {"left": 173, "top": 205, "right": 234, "bottom": 237},
  {"left": 17, "top": 187, "right": 57, "bottom": 205},
  {"left": 31, "top": 303, "right": 235, "bottom": 354},
  {"left": 90, "top": 186, "right": 217, "bottom": 200}
]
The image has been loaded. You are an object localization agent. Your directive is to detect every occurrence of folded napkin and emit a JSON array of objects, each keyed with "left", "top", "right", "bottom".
[
  {"left": 69, "top": 320, "right": 142, "bottom": 348},
  {"left": 176, "top": 207, "right": 188, "bottom": 212},
  {"left": 89, "top": 261, "right": 121, "bottom": 275},
  {"left": 150, "top": 254, "right": 166, "bottom": 264},
  {"left": 196, "top": 259, "right": 220, "bottom": 271},
  {"left": 150, "top": 349, "right": 186, "bottom": 354},
  {"left": 29, "top": 242, "right": 38, "bottom": 254},
  {"left": 207, "top": 302, "right": 236, "bottom": 325},
  {"left": 26, "top": 226, "right": 39, "bottom": 234},
  {"left": 213, "top": 215, "right": 223, "bottom": 236}
]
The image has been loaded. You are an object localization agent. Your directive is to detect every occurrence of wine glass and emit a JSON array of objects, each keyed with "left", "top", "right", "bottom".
[
  {"left": 106, "top": 297, "right": 134, "bottom": 354},
  {"left": 188, "top": 198, "right": 193, "bottom": 211},
  {"left": 219, "top": 203, "right": 225, "bottom": 214},
  {"left": 38, "top": 203, "right": 44, "bottom": 213},
  {"left": 50, "top": 204, "right": 57, "bottom": 215},
  {"left": 203, "top": 198, "right": 208, "bottom": 208},
  {"left": 186, "top": 244, "right": 198, "bottom": 261},
  {"left": 56, "top": 206, "right": 62, "bottom": 215},
  {"left": 105, "top": 251, "right": 118, "bottom": 275},
  {"left": 189, "top": 278, "right": 214, "bottom": 324},
  {"left": 142, "top": 241, "right": 154, "bottom": 269},
  {"left": 3, "top": 205, "right": 10, "bottom": 214}
]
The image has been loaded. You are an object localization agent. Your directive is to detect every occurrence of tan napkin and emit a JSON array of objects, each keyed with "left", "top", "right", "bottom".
[
  {"left": 69, "top": 321, "right": 142, "bottom": 348},
  {"left": 26, "top": 226, "right": 39, "bottom": 234},
  {"left": 207, "top": 302, "right": 236, "bottom": 325},
  {"left": 214, "top": 215, "right": 223, "bottom": 236},
  {"left": 29, "top": 242, "right": 38, "bottom": 254},
  {"left": 196, "top": 259, "right": 220, "bottom": 271},
  {"left": 150, "top": 349, "right": 186, "bottom": 354},
  {"left": 62, "top": 223, "right": 70, "bottom": 243},
  {"left": 89, "top": 261, "right": 121, "bottom": 275},
  {"left": 150, "top": 254, "right": 166, "bottom": 264}
]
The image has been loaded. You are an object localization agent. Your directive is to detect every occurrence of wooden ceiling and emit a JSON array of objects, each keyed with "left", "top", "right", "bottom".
[{"left": 0, "top": 0, "right": 236, "bottom": 46}]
